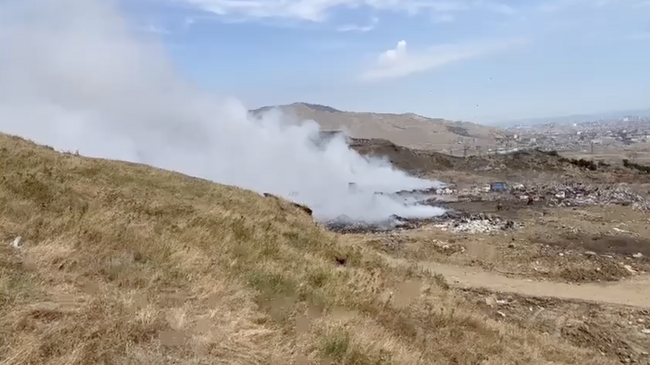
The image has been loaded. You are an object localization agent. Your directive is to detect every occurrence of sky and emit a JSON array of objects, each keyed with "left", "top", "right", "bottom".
[{"left": 121, "top": 0, "right": 649, "bottom": 123}]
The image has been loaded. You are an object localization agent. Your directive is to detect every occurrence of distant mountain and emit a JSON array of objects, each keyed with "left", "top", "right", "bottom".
[
  {"left": 250, "top": 102, "right": 502, "bottom": 150},
  {"left": 498, "top": 108, "right": 650, "bottom": 127},
  {"left": 254, "top": 102, "right": 341, "bottom": 114}
]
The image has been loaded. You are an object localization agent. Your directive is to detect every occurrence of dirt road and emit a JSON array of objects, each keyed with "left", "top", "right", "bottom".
[
  {"left": 382, "top": 253, "right": 650, "bottom": 307},
  {"left": 425, "top": 262, "right": 650, "bottom": 307}
]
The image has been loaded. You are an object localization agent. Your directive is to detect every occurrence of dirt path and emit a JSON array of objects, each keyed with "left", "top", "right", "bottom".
[
  {"left": 388, "top": 255, "right": 650, "bottom": 307},
  {"left": 431, "top": 262, "right": 650, "bottom": 307}
]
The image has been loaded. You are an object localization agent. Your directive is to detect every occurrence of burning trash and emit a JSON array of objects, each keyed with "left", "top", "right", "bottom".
[
  {"left": 324, "top": 208, "right": 520, "bottom": 235},
  {"left": 324, "top": 216, "right": 397, "bottom": 234}
]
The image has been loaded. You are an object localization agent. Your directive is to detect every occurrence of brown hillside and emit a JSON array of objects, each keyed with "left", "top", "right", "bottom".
[
  {"left": 0, "top": 133, "right": 615, "bottom": 364},
  {"left": 252, "top": 103, "right": 502, "bottom": 150}
]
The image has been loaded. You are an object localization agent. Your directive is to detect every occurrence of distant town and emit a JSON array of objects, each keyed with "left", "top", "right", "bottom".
[{"left": 474, "top": 115, "right": 650, "bottom": 157}]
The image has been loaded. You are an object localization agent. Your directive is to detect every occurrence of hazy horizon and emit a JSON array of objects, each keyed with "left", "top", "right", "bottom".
[{"left": 249, "top": 101, "right": 650, "bottom": 126}]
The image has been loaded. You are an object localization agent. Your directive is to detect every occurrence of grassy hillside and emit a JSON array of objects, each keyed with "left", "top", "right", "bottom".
[{"left": 0, "top": 133, "right": 615, "bottom": 364}]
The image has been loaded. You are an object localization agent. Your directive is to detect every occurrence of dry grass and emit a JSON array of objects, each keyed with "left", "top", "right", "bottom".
[{"left": 0, "top": 133, "right": 618, "bottom": 364}]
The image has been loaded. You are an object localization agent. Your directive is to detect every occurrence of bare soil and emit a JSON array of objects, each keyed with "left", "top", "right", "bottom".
[
  {"left": 356, "top": 202, "right": 650, "bottom": 363},
  {"left": 346, "top": 137, "right": 650, "bottom": 364}
]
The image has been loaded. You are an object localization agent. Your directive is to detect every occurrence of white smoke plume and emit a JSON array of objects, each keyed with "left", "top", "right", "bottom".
[{"left": 0, "top": 0, "right": 445, "bottom": 222}]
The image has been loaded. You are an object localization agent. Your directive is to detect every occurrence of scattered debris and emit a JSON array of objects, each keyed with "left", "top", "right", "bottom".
[
  {"left": 394, "top": 185, "right": 457, "bottom": 197},
  {"left": 324, "top": 181, "right": 649, "bottom": 234},
  {"left": 443, "top": 182, "right": 650, "bottom": 211},
  {"left": 623, "top": 265, "right": 637, "bottom": 274},
  {"left": 324, "top": 210, "right": 520, "bottom": 235},
  {"left": 433, "top": 213, "right": 519, "bottom": 234},
  {"left": 633, "top": 253, "right": 644, "bottom": 259},
  {"left": 490, "top": 182, "right": 508, "bottom": 193},
  {"left": 10, "top": 236, "right": 22, "bottom": 249},
  {"left": 510, "top": 183, "right": 650, "bottom": 211}
]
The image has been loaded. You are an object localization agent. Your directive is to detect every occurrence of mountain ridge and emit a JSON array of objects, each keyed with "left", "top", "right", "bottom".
[{"left": 250, "top": 102, "right": 502, "bottom": 150}]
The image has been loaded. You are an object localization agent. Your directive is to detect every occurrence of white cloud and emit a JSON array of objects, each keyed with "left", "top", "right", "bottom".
[
  {"left": 336, "top": 16, "right": 378, "bottom": 32},
  {"left": 175, "top": 0, "right": 517, "bottom": 23},
  {"left": 360, "top": 38, "right": 527, "bottom": 81},
  {"left": 538, "top": 0, "right": 618, "bottom": 12},
  {"left": 180, "top": 0, "right": 350, "bottom": 22}
]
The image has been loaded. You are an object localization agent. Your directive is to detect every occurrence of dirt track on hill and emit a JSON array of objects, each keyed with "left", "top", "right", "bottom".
[
  {"left": 426, "top": 262, "right": 650, "bottom": 307},
  {"left": 384, "top": 255, "right": 650, "bottom": 308}
]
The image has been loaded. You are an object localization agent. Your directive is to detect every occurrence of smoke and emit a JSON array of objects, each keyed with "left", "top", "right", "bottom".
[{"left": 0, "top": 0, "right": 445, "bottom": 222}]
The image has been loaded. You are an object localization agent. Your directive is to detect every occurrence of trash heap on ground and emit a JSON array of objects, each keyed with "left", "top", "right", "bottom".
[
  {"left": 325, "top": 211, "right": 519, "bottom": 235},
  {"left": 393, "top": 185, "right": 457, "bottom": 197},
  {"left": 437, "top": 182, "right": 650, "bottom": 211},
  {"left": 323, "top": 181, "right": 649, "bottom": 234},
  {"left": 509, "top": 183, "right": 650, "bottom": 211},
  {"left": 432, "top": 213, "right": 519, "bottom": 234}
]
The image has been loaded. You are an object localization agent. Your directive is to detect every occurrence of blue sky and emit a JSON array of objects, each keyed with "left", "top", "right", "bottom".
[{"left": 121, "top": 0, "right": 650, "bottom": 123}]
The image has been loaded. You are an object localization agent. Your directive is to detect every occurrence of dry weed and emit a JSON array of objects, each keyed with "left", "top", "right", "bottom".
[{"left": 0, "top": 133, "right": 617, "bottom": 364}]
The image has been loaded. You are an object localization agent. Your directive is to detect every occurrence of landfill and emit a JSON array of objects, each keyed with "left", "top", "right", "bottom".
[
  {"left": 323, "top": 182, "right": 649, "bottom": 234},
  {"left": 507, "top": 183, "right": 650, "bottom": 211},
  {"left": 445, "top": 182, "right": 650, "bottom": 211},
  {"left": 432, "top": 213, "right": 519, "bottom": 234},
  {"left": 325, "top": 211, "right": 519, "bottom": 235}
]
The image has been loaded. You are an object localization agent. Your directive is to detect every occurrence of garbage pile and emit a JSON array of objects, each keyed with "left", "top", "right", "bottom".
[
  {"left": 433, "top": 213, "right": 519, "bottom": 234},
  {"left": 323, "top": 182, "right": 649, "bottom": 235},
  {"left": 324, "top": 214, "right": 444, "bottom": 234},
  {"left": 511, "top": 183, "right": 650, "bottom": 211},
  {"left": 445, "top": 182, "right": 650, "bottom": 212},
  {"left": 324, "top": 211, "right": 520, "bottom": 235},
  {"left": 325, "top": 185, "right": 458, "bottom": 234},
  {"left": 393, "top": 185, "right": 457, "bottom": 197}
]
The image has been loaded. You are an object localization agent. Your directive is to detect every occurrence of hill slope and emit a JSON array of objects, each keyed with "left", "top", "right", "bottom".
[
  {"left": 346, "top": 137, "right": 629, "bottom": 178},
  {"left": 0, "top": 133, "right": 614, "bottom": 364},
  {"left": 251, "top": 103, "right": 502, "bottom": 150}
]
